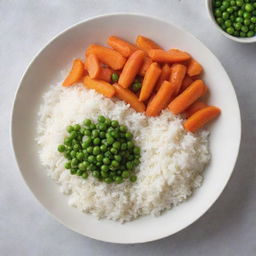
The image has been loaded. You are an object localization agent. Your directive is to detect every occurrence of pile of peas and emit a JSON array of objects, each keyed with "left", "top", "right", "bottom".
[
  {"left": 111, "top": 73, "right": 142, "bottom": 93},
  {"left": 213, "top": 0, "right": 256, "bottom": 37},
  {"left": 57, "top": 116, "right": 140, "bottom": 184}
]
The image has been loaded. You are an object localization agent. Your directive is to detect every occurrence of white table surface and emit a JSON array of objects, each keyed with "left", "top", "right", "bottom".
[{"left": 1, "top": 0, "right": 256, "bottom": 255}]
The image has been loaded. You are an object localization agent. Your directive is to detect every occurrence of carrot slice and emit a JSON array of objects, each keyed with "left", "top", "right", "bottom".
[
  {"left": 139, "top": 57, "right": 153, "bottom": 76},
  {"left": 139, "top": 62, "right": 161, "bottom": 102},
  {"left": 83, "top": 76, "right": 115, "bottom": 98},
  {"left": 184, "top": 106, "right": 221, "bottom": 132},
  {"left": 169, "top": 64, "right": 187, "bottom": 95},
  {"left": 187, "top": 58, "right": 203, "bottom": 77},
  {"left": 118, "top": 50, "right": 145, "bottom": 88},
  {"left": 107, "top": 36, "right": 138, "bottom": 57},
  {"left": 113, "top": 83, "right": 145, "bottom": 112},
  {"left": 146, "top": 80, "right": 176, "bottom": 117},
  {"left": 97, "top": 67, "right": 113, "bottom": 82},
  {"left": 180, "top": 75, "right": 194, "bottom": 92},
  {"left": 136, "top": 35, "right": 162, "bottom": 53},
  {"left": 86, "top": 44, "right": 126, "bottom": 70},
  {"left": 86, "top": 54, "right": 100, "bottom": 79},
  {"left": 168, "top": 80, "right": 206, "bottom": 115},
  {"left": 155, "top": 64, "right": 171, "bottom": 91},
  {"left": 185, "top": 101, "right": 208, "bottom": 117},
  {"left": 63, "top": 59, "right": 84, "bottom": 86},
  {"left": 148, "top": 49, "right": 191, "bottom": 63}
]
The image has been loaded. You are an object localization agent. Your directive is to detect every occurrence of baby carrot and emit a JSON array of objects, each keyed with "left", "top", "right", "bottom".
[
  {"left": 113, "top": 83, "right": 145, "bottom": 112},
  {"left": 118, "top": 50, "right": 145, "bottom": 88},
  {"left": 155, "top": 64, "right": 171, "bottom": 91},
  {"left": 169, "top": 64, "right": 187, "bottom": 95},
  {"left": 139, "top": 62, "right": 161, "bottom": 102},
  {"left": 83, "top": 75, "right": 115, "bottom": 98},
  {"left": 63, "top": 59, "right": 84, "bottom": 86},
  {"left": 184, "top": 106, "right": 221, "bottom": 132},
  {"left": 185, "top": 101, "right": 208, "bottom": 117},
  {"left": 180, "top": 75, "right": 194, "bottom": 92},
  {"left": 86, "top": 44, "right": 126, "bottom": 70},
  {"left": 146, "top": 80, "right": 176, "bottom": 117},
  {"left": 148, "top": 49, "right": 191, "bottom": 63},
  {"left": 97, "top": 67, "right": 113, "bottom": 82},
  {"left": 86, "top": 53, "right": 100, "bottom": 79},
  {"left": 139, "top": 57, "right": 153, "bottom": 76},
  {"left": 168, "top": 80, "right": 206, "bottom": 115},
  {"left": 136, "top": 35, "right": 162, "bottom": 53},
  {"left": 187, "top": 58, "right": 203, "bottom": 77},
  {"left": 107, "top": 36, "right": 138, "bottom": 57}
]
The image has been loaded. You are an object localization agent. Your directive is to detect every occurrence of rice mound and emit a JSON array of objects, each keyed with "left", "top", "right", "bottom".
[{"left": 36, "top": 83, "right": 210, "bottom": 222}]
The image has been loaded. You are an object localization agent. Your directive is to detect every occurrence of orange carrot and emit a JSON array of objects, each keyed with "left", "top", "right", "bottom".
[
  {"left": 107, "top": 36, "right": 138, "bottom": 57},
  {"left": 180, "top": 75, "right": 194, "bottom": 92},
  {"left": 136, "top": 35, "right": 162, "bottom": 53},
  {"left": 155, "top": 64, "right": 171, "bottom": 91},
  {"left": 183, "top": 106, "right": 221, "bottom": 132},
  {"left": 83, "top": 75, "right": 115, "bottom": 98},
  {"left": 187, "top": 58, "right": 203, "bottom": 77},
  {"left": 86, "top": 54, "right": 100, "bottom": 79},
  {"left": 139, "top": 57, "right": 153, "bottom": 76},
  {"left": 169, "top": 64, "right": 187, "bottom": 95},
  {"left": 148, "top": 49, "right": 191, "bottom": 63},
  {"left": 146, "top": 81, "right": 176, "bottom": 116},
  {"left": 86, "top": 44, "right": 126, "bottom": 70},
  {"left": 139, "top": 62, "right": 161, "bottom": 101},
  {"left": 118, "top": 50, "right": 145, "bottom": 88},
  {"left": 63, "top": 59, "right": 84, "bottom": 86},
  {"left": 168, "top": 80, "right": 206, "bottom": 114},
  {"left": 97, "top": 67, "right": 113, "bottom": 82},
  {"left": 185, "top": 101, "right": 208, "bottom": 117},
  {"left": 113, "top": 83, "right": 145, "bottom": 112}
]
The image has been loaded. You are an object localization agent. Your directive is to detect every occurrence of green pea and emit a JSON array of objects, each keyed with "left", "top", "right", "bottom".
[
  {"left": 92, "top": 171, "right": 100, "bottom": 178},
  {"left": 247, "top": 31, "right": 255, "bottom": 37},
  {"left": 74, "top": 124, "right": 81, "bottom": 131},
  {"left": 226, "top": 27, "right": 235, "bottom": 34},
  {"left": 235, "top": 17, "right": 243, "bottom": 23},
  {"left": 240, "top": 31, "right": 246, "bottom": 37},
  {"left": 133, "top": 159, "right": 140, "bottom": 166},
  {"left": 113, "top": 141, "right": 120, "bottom": 149},
  {"left": 126, "top": 161, "right": 133, "bottom": 170},
  {"left": 230, "top": 0, "right": 236, "bottom": 6},
  {"left": 121, "top": 143, "right": 127, "bottom": 150},
  {"left": 100, "top": 144, "right": 107, "bottom": 152},
  {"left": 93, "top": 138, "right": 100, "bottom": 145},
  {"left": 92, "top": 130, "right": 99, "bottom": 138},
  {"left": 70, "top": 150, "right": 76, "bottom": 158},
  {"left": 64, "top": 152, "right": 72, "bottom": 160},
  {"left": 222, "top": 12, "right": 229, "bottom": 20},
  {"left": 78, "top": 162, "right": 86, "bottom": 171},
  {"left": 77, "top": 152, "right": 84, "bottom": 161},
  {"left": 227, "top": 7, "right": 234, "bottom": 13},
  {"left": 110, "top": 148, "right": 118, "bottom": 154},
  {"left": 98, "top": 123, "right": 107, "bottom": 131},
  {"left": 88, "top": 155, "right": 95, "bottom": 163},
  {"left": 99, "top": 131, "right": 105, "bottom": 139},
  {"left": 230, "top": 15, "right": 235, "bottom": 21},
  {"left": 73, "top": 144, "right": 80, "bottom": 151},
  {"left": 243, "top": 12, "right": 251, "bottom": 19},
  {"left": 220, "top": 5, "right": 226, "bottom": 11},
  {"left": 96, "top": 154, "right": 103, "bottom": 162},
  {"left": 103, "top": 157, "right": 110, "bottom": 165},
  {"left": 86, "top": 146, "right": 93, "bottom": 154},
  {"left": 83, "top": 119, "right": 92, "bottom": 126},
  {"left": 84, "top": 129, "right": 91, "bottom": 136},
  {"left": 117, "top": 170, "right": 122, "bottom": 175},
  {"left": 115, "top": 176, "right": 123, "bottom": 184},
  {"left": 101, "top": 165, "right": 109, "bottom": 172},
  {"left": 122, "top": 171, "right": 130, "bottom": 178},
  {"left": 58, "top": 144, "right": 66, "bottom": 152},
  {"left": 125, "top": 132, "right": 133, "bottom": 140},
  {"left": 236, "top": 0, "right": 243, "bottom": 7},
  {"left": 245, "top": 3, "right": 254, "bottom": 12},
  {"left": 133, "top": 146, "right": 140, "bottom": 155},
  {"left": 241, "top": 25, "right": 249, "bottom": 32},
  {"left": 96, "top": 162, "right": 101, "bottom": 167},
  {"left": 107, "top": 136, "right": 114, "bottom": 144},
  {"left": 64, "top": 161, "right": 71, "bottom": 169},
  {"left": 131, "top": 82, "right": 142, "bottom": 93},
  {"left": 82, "top": 172, "right": 89, "bottom": 179},
  {"left": 98, "top": 115, "right": 106, "bottom": 123},
  {"left": 244, "top": 18, "right": 251, "bottom": 25},
  {"left": 71, "top": 158, "right": 79, "bottom": 167},
  {"left": 238, "top": 10, "right": 243, "bottom": 17},
  {"left": 111, "top": 160, "right": 119, "bottom": 168},
  {"left": 111, "top": 120, "right": 119, "bottom": 128},
  {"left": 114, "top": 155, "right": 122, "bottom": 162},
  {"left": 234, "top": 22, "right": 242, "bottom": 30},
  {"left": 70, "top": 168, "right": 77, "bottom": 175},
  {"left": 93, "top": 146, "right": 100, "bottom": 155},
  {"left": 90, "top": 124, "right": 96, "bottom": 130},
  {"left": 224, "top": 20, "right": 232, "bottom": 27},
  {"left": 66, "top": 125, "right": 74, "bottom": 133},
  {"left": 130, "top": 175, "right": 137, "bottom": 182},
  {"left": 101, "top": 170, "right": 108, "bottom": 178},
  {"left": 251, "top": 17, "right": 256, "bottom": 23},
  {"left": 105, "top": 118, "right": 111, "bottom": 126},
  {"left": 104, "top": 177, "right": 113, "bottom": 184},
  {"left": 119, "top": 125, "right": 127, "bottom": 132},
  {"left": 127, "top": 141, "right": 134, "bottom": 149},
  {"left": 110, "top": 130, "right": 119, "bottom": 138},
  {"left": 234, "top": 30, "right": 239, "bottom": 36},
  {"left": 105, "top": 151, "right": 112, "bottom": 158},
  {"left": 111, "top": 73, "right": 119, "bottom": 82},
  {"left": 64, "top": 137, "right": 72, "bottom": 146}
]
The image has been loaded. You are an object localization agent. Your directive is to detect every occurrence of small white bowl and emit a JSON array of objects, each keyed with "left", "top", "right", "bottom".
[{"left": 206, "top": 0, "right": 256, "bottom": 43}]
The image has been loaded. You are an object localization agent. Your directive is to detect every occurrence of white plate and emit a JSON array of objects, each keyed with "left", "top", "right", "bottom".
[{"left": 11, "top": 14, "right": 241, "bottom": 244}]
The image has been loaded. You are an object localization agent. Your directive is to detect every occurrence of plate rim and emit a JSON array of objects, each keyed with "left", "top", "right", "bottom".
[{"left": 10, "top": 13, "right": 242, "bottom": 244}]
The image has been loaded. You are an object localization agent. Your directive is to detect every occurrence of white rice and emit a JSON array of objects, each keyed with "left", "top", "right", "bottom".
[{"left": 36, "top": 83, "right": 210, "bottom": 222}]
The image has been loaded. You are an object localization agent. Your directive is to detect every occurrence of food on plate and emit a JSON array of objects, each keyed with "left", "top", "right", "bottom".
[
  {"left": 213, "top": 0, "right": 256, "bottom": 38},
  {"left": 37, "top": 35, "right": 220, "bottom": 222}
]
